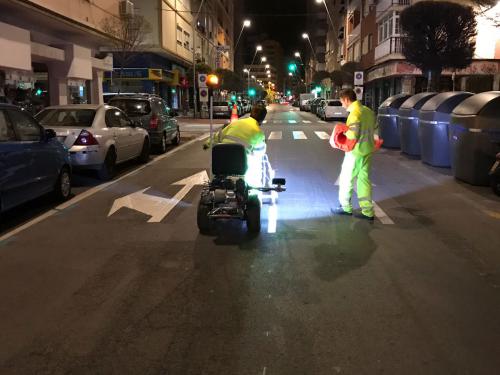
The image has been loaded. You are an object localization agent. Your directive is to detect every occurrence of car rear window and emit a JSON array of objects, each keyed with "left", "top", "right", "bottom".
[
  {"left": 328, "top": 100, "right": 342, "bottom": 106},
  {"left": 108, "top": 99, "right": 151, "bottom": 115},
  {"left": 36, "top": 109, "right": 96, "bottom": 127},
  {"left": 213, "top": 102, "right": 229, "bottom": 106}
]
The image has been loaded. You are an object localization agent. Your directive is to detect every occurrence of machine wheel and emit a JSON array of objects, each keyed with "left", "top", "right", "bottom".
[
  {"left": 246, "top": 195, "right": 261, "bottom": 233},
  {"left": 98, "top": 148, "right": 116, "bottom": 181},
  {"left": 197, "top": 200, "right": 213, "bottom": 234}
]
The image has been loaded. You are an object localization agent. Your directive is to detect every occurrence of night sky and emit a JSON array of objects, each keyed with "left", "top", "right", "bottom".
[{"left": 240, "top": 0, "right": 309, "bottom": 64}]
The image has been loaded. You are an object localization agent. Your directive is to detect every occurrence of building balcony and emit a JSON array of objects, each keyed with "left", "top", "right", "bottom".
[
  {"left": 376, "top": 0, "right": 411, "bottom": 19},
  {"left": 374, "top": 37, "right": 404, "bottom": 63}
]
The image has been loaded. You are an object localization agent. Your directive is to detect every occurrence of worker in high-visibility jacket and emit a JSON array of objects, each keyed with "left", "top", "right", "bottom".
[
  {"left": 334, "top": 89, "right": 377, "bottom": 220},
  {"left": 204, "top": 104, "right": 268, "bottom": 187}
]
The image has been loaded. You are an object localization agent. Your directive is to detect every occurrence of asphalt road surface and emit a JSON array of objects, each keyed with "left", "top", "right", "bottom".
[{"left": 1, "top": 104, "right": 500, "bottom": 374}]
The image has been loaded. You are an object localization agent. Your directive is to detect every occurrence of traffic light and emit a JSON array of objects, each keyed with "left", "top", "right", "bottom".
[
  {"left": 207, "top": 74, "right": 219, "bottom": 87},
  {"left": 286, "top": 90, "right": 291, "bottom": 96},
  {"left": 315, "top": 86, "right": 322, "bottom": 92},
  {"left": 288, "top": 63, "right": 297, "bottom": 73},
  {"left": 35, "top": 88, "right": 42, "bottom": 96},
  {"left": 248, "top": 88, "right": 256, "bottom": 97},
  {"left": 231, "top": 94, "right": 237, "bottom": 101}
]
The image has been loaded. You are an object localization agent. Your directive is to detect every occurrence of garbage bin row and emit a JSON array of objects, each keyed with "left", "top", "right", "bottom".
[{"left": 377, "top": 91, "right": 500, "bottom": 186}]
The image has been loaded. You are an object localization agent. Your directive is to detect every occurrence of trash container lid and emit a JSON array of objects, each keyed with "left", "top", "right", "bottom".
[
  {"left": 452, "top": 91, "right": 500, "bottom": 116},
  {"left": 420, "top": 91, "right": 474, "bottom": 113},
  {"left": 379, "top": 94, "right": 411, "bottom": 109},
  {"left": 400, "top": 92, "right": 437, "bottom": 110}
]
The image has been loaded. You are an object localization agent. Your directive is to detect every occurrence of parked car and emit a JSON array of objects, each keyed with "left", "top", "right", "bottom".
[
  {"left": 311, "top": 98, "right": 324, "bottom": 115},
  {"left": 213, "top": 101, "right": 232, "bottom": 118},
  {"left": 242, "top": 100, "right": 251, "bottom": 113},
  {"left": 303, "top": 99, "right": 312, "bottom": 112},
  {"left": 0, "top": 104, "right": 71, "bottom": 214},
  {"left": 36, "top": 104, "right": 150, "bottom": 180},
  {"left": 108, "top": 94, "right": 180, "bottom": 154},
  {"left": 321, "top": 99, "right": 348, "bottom": 121},
  {"left": 316, "top": 99, "right": 328, "bottom": 119}
]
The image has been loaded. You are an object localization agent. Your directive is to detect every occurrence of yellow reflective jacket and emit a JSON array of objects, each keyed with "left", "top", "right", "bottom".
[
  {"left": 345, "top": 100, "right": 377, "bottom": 156},
  {"left": 206, "top": 117, "right": 265, "bottom": 151}
]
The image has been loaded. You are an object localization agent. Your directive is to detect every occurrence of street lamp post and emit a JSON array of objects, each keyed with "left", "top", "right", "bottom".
[
  {"left": 192, "top": 0, "right": 206, "bottom": 119},
  {"left": 235, "top": 19, "right": 251, "bottom": 52},
  {"left": 315, "top": 0, "right": 335, "bottom": 30},
  {"left": 243, "top": 68, "right": 250, "bottom": 92},
  {"left": 302, "top": 33, "right": 317, "bottom": 93}
]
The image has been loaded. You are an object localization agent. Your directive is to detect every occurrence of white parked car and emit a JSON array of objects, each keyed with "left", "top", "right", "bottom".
[
  {"left": 36, "top": 104, "right": 150, "bottom": 180},
  {"left": 321, "top": 99, "right": 348, "bottom": 121}
]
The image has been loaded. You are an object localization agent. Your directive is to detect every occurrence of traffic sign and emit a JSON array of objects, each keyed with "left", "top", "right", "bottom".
[
  {"left": 198, "top": 73, "right": 207, "bottom": 87},
  {"left": 354, "top": 86, "right": 364, "bottom": 101},
  {"left": 199, "top": 88, "right": 209, "bottom": 102},
  {"left": 354, "top": 71, "right": 364, "bottom": 86}
]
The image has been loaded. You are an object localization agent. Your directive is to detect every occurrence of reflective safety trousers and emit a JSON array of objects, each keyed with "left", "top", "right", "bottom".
[{"left": 339, "top": 152, "right": 374, "bottom": 217}]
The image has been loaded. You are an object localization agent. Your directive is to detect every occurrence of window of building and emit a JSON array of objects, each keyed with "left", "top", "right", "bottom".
[
  {"left": 368, "top": 33, "right": 373, "bottom": 51},
  {"left": 184, "top": 31, "right": 190, "bottom": 50},
  {"left": 378, "top": 11, "right": 400, "bottom": 44},
  {"left": 176, "top": 25, "right": 183, "bottom": 46},
  {"left": 362, "top": 35, "right": 369, "bottom": 55}
]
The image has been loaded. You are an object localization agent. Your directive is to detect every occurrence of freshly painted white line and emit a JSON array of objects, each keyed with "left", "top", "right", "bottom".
[
  {"left": 288, "top": 120, "right": 297, "bottom": 124},
  {"left": 302, "top": 120, "right": 312, "bottom": 124},
  {"left": 0, "top": 134, "right": 210, "bottom": 243},
  {"left": 268, "top": 131, "right": 282, "bottom": 140},
  {"left": 373, "top": 202, "right": 394, "bottom": 224},
  {"left": 315, "top": 131, "right": 330, "bottom": 140},
  {"left": 267, "top": 204, "right": 278, "bottom": 233},
  {"left": 293, "top": 131, "right": 307, "bottom": 140}
]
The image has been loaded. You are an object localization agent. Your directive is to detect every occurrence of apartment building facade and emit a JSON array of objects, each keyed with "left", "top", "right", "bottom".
[
  {"left": 0, "top": 0, "right": 115, "bottom": 106},
  {"left": 321, "top": 0, "right": 500, "bottom": 110}
]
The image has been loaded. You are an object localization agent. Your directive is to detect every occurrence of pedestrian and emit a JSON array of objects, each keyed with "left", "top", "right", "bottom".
[{"left": 333, "top": 88, "right": 377, "bottom": 220}]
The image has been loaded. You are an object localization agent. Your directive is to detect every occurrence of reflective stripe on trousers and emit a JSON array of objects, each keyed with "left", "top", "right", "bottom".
[{"left": 338, "top": 152, "right": 374, "bottom": 217}]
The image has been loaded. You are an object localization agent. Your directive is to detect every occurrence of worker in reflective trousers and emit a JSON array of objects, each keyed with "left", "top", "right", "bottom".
[{"left": 334, "top": 89, "right": 377, "bottom": 220}]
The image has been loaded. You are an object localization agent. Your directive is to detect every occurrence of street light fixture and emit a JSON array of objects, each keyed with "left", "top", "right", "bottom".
[
  {"left": 261, "top": 56, "right": 267, "bottom": 62},
  {"left": 235, "top": 19, "right": 252, "bottom": 51},
  {"left": 265, "top": 64, "right": 270, "bottom": 69},
  {"left": 315, "top": 0, "right": 335, "bottom": 31}
]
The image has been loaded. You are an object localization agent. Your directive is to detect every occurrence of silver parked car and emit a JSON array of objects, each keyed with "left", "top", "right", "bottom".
[
  {"left": 36, "top": 104, "right": 150, "bottom": 180},
  {"left": 321, "top": 99, "right": 348, "bottom": 121}
]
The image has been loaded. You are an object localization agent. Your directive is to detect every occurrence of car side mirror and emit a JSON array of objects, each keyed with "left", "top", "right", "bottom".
[{"left": 45, "top": 128, "right": 56, "bottom": 140}]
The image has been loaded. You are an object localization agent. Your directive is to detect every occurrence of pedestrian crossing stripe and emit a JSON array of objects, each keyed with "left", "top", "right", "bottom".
[
  {"left": 273, "top": 120, "right": 281, "bottom": 124},
  {"left": 303, "top": 120, "right": 311, "bottom": 123},
  {"left": 293, "top": 131, "right": 307, "bottom": 140},
  {"left": 318, "top": 120, "right": 326, "bottom": 123},
  {"left": 288, "top": 120, "right": 297, "bottom": 124},
  {"left": 268, "top": 131, "right": 282, "bottom": 140},
  {"left": 314, "top": 131, "right": 330, "bottom": 140}
]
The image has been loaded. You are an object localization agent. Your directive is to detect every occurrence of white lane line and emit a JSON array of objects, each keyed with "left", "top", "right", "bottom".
[
  {"left": 293, "top": 131, "right": 307, "bottom": 140},
  {"left": 0, "top": 133, "right": 211, "bottom": 244},
  {"left": 315, "top": 131, "right": 330, "bottom": 140},
  {"left": 302, "top": 120, "right": 312, "bottom": 124},
  {"left": 273, "top": 120, "right": 281, "bottom": 124},
  {"left": 268, "top": 131, "right": 282, "bottom": 140},
  {"left": 373, "top": 202, "right": 395, "bottom": 224},
  {"left": 267, "top": 204, "right": 278, "bottom": 233},
  {"left": 262, "top": 367, "right": 267, "bottom": 375},
  {"left": 288, "top": 120, "right": 297, "bottom": 124}
]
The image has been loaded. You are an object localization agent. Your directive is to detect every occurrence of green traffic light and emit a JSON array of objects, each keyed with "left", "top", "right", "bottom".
[
  {"left": 286, "top": 90, "right": 291, "bottom": 96},
  {"left": 315, "top": 86, "right": 322, "bottom": 92},
  {"left": 288, "top": 63, "right": 297, "bottom": 72},
  {"left": 248, "top": 88, "right": 256, "bottom": 97},
  {"left": 35, "top": 88, "right": 42, "bottom": 96},
  {"left": 231, "top": 95, "right": 237, "bottom": 101}
]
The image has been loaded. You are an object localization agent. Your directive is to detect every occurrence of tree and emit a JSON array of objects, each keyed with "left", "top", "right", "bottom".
[
  {"left": 312, "top": 70, "right": 330, "bottom": 85},
  {"left": 102, "top": 15, "right": 151, "bottom": 90},
  {"left": 215, "top": 68, "right": 245, "bottom": 92},
  {"left": 400, "top": 1, "right": 477, "bottom": 91}
]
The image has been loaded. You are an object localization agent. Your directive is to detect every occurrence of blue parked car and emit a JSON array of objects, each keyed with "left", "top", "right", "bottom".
[{"left": 0, "top": 104, "right": 72, "bottom": 214}]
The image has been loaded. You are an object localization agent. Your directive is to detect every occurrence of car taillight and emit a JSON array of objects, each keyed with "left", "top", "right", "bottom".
[
  {"left": 149, "top": 115, "right": 159, "bottom": 129},
  {"left": 74, "top": 130, "right": 99, "bottom": 146}
]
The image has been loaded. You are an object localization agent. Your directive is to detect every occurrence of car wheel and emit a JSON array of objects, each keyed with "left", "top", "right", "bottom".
[
  {"left": 171, "top": 128, "right": 181, "bottom": 145},
  {"left": 98, "top": 148, "right": 116, "bottom": 181},
  {"left": 246, "top": 195, "right": 261, "bottom": 234},
  {"left": 53, "top": 166, "right": 71, "bottom": 201},
  {"left": 158, "top": 133, "right": 167, "bottom": 154},
  {"left": 138, "top": 138, "right": 150, "bottom": 163},
  {"left": 197, "top": 199, "right": 213, "bottom": 234}
]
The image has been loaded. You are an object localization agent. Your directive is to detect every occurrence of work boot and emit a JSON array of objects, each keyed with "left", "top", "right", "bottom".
[
  {"left": 354, "top": 212, "right": 375, "bottom": 221},
  {"left": 331, "top": 207, "right": 352, "bottom": 216}
]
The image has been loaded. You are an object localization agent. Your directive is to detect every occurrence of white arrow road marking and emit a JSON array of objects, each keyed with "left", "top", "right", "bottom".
[
  {"left": 315, "top": 131, "right": 330, "bottom": 140},
  {"left": 302, "top": 120, "right": 312, "bottom": 124},
  {"left": 268, "top": 131, "right": 282, "bottom": 140},
  {"left": 288, "top": 120, "right": 297, "bottom": 124},
  {"left": 108, "top": 171, "right": 209, "bottom": 223},
  {"left": 293, "top": 131, "right": 307, "bottom": 140}
]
